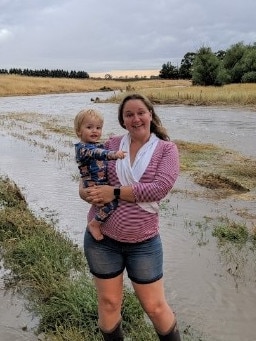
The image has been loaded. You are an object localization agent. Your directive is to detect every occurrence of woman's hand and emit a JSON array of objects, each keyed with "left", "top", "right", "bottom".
[
  {"left": 87, "top": 185, "right": 114, "bottom": 206},
  {"left": 79, "top": 180, "right": 114, "bottom": 206},
  {"left": 79, "top": 180, "right": 92, "bottom": 203}
]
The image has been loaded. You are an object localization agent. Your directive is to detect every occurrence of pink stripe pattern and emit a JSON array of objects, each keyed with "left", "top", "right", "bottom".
[{"left": 87, "top": 136, "right": 179, "bottom": 243}]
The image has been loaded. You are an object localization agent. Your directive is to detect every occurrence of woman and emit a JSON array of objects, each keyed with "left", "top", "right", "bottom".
[{"left": 79, "top": 93, "right": 181, "bottom": 340}]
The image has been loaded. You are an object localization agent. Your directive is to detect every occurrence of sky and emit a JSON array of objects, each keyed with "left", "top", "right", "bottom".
[{"left": 0, "top": 0, "right": 256, "bottom": 75}]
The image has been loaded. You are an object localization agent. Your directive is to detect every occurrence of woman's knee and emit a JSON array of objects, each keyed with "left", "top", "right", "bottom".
[
  {"left": 143, "top": 299, "right": 171, "bottom": 319},
  {"left": 133, "top": 279, "right": 169, "bottom": 318},
  {"left": 95, "top": 275, "right": 123, "bottom": 314},
  {"left": 98, "top": 294, "right": 122, "bottom": 313}
]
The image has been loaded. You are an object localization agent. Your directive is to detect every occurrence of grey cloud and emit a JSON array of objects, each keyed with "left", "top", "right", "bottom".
[{"left": 0, "top": 0, "right": 255, "bottom": 72}]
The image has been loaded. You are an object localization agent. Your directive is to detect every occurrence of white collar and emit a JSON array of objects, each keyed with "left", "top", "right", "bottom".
[{"left": 116, "top": 133, "right": 160, "bottom": 213}]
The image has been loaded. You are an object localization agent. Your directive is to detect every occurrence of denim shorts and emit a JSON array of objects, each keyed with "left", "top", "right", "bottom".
[{"left": 84, "top": 230, "right": 163, "bottom": 284}]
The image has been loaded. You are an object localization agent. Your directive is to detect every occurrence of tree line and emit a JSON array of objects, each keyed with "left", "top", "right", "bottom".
[
  {"left": 159, "top": 41, "right": 256, "bottom": 85},
  {"left": 0, "top": 68, "right": 89, "bottom": 79},
  {"left": 1, "top": 41, "right": 255, "bottom": 85}
]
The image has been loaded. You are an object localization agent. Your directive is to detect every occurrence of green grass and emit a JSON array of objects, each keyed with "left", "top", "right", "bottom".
[{"left": 212, "top": 219, "right": 249, "bottom": 243}]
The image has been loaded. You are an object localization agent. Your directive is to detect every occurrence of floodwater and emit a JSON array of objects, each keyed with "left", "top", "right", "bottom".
[{"left": 0, "top": 92, "right": 256, "bottom": 341}]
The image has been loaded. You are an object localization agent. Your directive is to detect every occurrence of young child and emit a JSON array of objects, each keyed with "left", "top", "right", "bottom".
[{"left": 74, "top": 109, "right": 126, "bottom": 240}]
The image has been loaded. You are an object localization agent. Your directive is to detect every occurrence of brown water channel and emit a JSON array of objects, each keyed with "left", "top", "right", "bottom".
[{"left": 0, "top": 93, "right": 256, "bottom": 341}]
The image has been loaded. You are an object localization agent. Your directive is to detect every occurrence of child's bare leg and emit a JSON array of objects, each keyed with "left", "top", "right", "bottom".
[{"left": 88, "top": 218, "right": 104, "bottom": 240}]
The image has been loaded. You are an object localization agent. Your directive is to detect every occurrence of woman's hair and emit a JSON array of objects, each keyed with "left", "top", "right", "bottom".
[
  {"left": 74, "top": 109, "right": 103, "bottom": 136},
  {"left": 118, "top": 93, "right": 170, "bottom": 141}
]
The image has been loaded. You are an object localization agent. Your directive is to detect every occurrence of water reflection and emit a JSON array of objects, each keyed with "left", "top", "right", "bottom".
[{"left": 0, "top": 93, "right": 256, "bottom": 341}]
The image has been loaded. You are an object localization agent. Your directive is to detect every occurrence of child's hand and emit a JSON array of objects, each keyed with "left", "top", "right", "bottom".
[{"left": 116, "top": 150, "right": 127, "bottom": 159}]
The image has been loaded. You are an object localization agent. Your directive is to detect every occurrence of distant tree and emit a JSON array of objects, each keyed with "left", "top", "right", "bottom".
[
  {"left": 214, "top": 64, "right": 232, "bottom": 85},
  {"left": 76, "top": 71, "right": 89, "bottom": 79},
  {"left": 40, "top": 69, "right": 50, "bottom": 77},
  {"left": 105, "top": 74, "right": 113, "bottom": 80},
  {"left": 159, "top": 40, "right": 256, "bottom": 85},
  {"left": 70, "top": 70, "right": 77, "bottom": 78},
  {"left": 179, "top": 52, "right": 196, "bottom": 79},
  {"left": 222, "top": 42, "right": 247, "bottom": 83},
  {"left": 159, "top": 62, "right": 179, "bottom": 79},
  {"left": 9, "top": 68, "right": 23, "bottom": 75},
  {"left": 239, "top": 46, "right": 256, "bottom": 78},
  {"left": 192, "top": 46, "right": 222, "bottom": 86},
  {"left": 241, "top": 71, "right": 256, "bottom": 83},
  {"left": 4, "top": 67, "right": 89, "bottom": 79}
]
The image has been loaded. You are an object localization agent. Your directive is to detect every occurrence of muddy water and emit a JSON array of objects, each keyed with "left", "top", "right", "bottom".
[{"left": 0, "top": 93, "right": 256, "bottom": 341}]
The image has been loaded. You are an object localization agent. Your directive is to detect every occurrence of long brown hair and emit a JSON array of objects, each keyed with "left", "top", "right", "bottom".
[{"left": 118, "top": 93, "right": 170, "bottom": 141}]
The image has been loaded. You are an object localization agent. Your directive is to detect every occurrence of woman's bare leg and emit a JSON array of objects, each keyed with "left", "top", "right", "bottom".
[
  {"left": 94, "top": 274, "right": 124, "bottom": 331},
  {"left": 132, "top": 278, "right": 176, "bottom": 334}
]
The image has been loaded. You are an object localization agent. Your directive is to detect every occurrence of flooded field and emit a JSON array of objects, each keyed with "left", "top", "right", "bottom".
[{"left": 0, "top": 92, "right": 256, "bottom": 341}]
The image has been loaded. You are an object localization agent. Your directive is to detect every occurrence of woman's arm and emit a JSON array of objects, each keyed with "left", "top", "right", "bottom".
[
  {"left": 132, "top": 142, "right": 179, "bottom": 203},
  {"left": 79, "top": 180, "right": 135, "bottom": 205},
  {"left": 79, "top": 141, "right": 179, "bottom": 205}
]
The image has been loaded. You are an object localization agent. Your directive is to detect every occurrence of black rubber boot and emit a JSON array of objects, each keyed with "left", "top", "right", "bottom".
[
  {"left": 100, "top": 321, "right": 124, "bottom": 341},
  {"left": 156, "top": 322, "right": 181, "bottom": 341}
]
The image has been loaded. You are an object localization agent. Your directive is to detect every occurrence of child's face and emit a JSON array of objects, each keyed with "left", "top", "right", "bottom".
[{"left": 78, "top": 117, "right": 103, "bottom": 143}]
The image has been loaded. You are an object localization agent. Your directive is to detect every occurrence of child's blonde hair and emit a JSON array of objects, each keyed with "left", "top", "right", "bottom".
[{"left": 74, "top": 109, "right": 104, "bottom": 137}]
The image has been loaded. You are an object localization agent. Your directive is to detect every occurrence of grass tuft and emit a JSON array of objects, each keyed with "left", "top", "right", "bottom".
[{"left": 212, "top": 219, "right": 249, "bottom": 243}]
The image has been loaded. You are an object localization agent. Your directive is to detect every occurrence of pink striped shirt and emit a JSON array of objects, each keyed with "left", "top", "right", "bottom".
[{"left": 87, "top": 135, "right": 179, "bottom": 242}]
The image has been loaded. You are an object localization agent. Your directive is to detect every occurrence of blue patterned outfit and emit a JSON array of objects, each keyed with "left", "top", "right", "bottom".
[{"left": 75, "top": 142, "right": 119, "bottom": 222}]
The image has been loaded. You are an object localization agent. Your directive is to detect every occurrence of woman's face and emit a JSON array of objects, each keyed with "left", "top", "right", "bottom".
[{"left": 122, "top": 99, "right": 152, "bottom": 139}]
